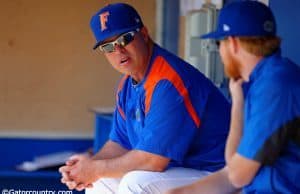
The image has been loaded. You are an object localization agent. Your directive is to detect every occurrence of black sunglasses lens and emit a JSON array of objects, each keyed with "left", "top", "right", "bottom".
[
  {"left": 124, "top": 33, "right": 134, "bottom": 44},
  {"left": 118, "top": 33, "right": 134, "bottom": 47}
]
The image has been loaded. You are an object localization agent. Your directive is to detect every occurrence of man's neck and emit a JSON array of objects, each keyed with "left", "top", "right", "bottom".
[
  {"left": 240, "top": 53, "right": 263, "bottom": 82},
  {"left": 132, "top": 41, "right": 154, "bottom": 83}
]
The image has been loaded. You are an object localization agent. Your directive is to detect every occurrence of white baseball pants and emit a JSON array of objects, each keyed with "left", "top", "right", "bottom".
[{"left": 85, "top": 167, "right": 211, "bottom": 194}]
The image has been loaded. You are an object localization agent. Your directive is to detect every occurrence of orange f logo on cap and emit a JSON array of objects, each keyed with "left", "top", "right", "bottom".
[{"left": 100, "top": 11, "right": 109, "bottom": 31}]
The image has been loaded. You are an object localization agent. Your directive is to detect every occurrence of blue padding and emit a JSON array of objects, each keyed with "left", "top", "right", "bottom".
[
  {"left": 0, "top": 170, "right": 60, "bottom": 178},
  {"left": 0, "top": 138, "right": 93, "bottom": 168},
  {"left": 0, "top": 138, "right": 92, "bottom": 192},
  {"left": 94, "top": 114, "right": 113, "bottom": 153}
]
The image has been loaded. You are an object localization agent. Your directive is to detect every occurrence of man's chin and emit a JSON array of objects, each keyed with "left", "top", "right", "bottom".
[
  {"left": 225, "top": 72, "right": 241, "bottom": 80},
  {"left": 231, "top": 75, "right": 242, "bottom": 80}
]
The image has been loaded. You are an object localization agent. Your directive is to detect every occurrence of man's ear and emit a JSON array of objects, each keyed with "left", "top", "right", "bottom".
[
  {"left": 227, "top": 36, "right": 239, "bottom": 54},
  {"left": 140, "top": 26, "right": 149, "bottom": 42}
]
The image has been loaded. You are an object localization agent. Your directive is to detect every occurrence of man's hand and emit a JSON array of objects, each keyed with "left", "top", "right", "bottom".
[
  {"left": 59, "top": 157, "right": 78, "bottom": 190},
  {"left": 59, "top": 154, "right": 94, "bottom": 191},
  {"left": 67, "top": 154, "right": 100, "bottom": 185},
  {"left": 59, "top": 141, "right": 129, "bottom": 191},
  {"left": 229, "top": 78, "right": 244, "bottom": 105}
]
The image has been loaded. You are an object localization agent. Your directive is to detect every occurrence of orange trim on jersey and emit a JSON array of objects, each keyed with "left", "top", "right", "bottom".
[
  {"left": 117, "top": 105, "right": 126, "bottom": 120},
  {"left": 117, "top": 75, "right": 129, "bottom": 95},
  {"left": 115, "top": 75, "right": 129, "bottom": 120},
  {"left": 144, "top": 56, "right": 201, "bottom": 127}
]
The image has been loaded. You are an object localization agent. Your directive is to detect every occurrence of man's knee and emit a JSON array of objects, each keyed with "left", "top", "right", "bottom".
[{"left": 86, "top": 178, "right": 120, "bottom": 194}]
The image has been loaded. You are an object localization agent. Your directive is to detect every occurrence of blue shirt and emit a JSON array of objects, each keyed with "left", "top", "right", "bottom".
[
  {"left": 238, "top": 51, "right": 300, "bottom": 193},
  {"left": 110, "top": 44, "right": 231, "bottom": 172}
]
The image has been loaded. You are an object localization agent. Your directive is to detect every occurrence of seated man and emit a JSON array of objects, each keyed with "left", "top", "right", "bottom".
[
  {"left": 166, "top": 1, "right": 300, "bottom": 194},
  {"left": 59, "top": 3, "right": 231, "bottom": 194}
]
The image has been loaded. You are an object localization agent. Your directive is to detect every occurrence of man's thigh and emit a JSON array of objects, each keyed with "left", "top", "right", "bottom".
[
  {"left": 118, "top": 167, "right": 210, "bottom": 194},
  {"left": 86, "top": 167, "right": 210, "bottom": 194}
]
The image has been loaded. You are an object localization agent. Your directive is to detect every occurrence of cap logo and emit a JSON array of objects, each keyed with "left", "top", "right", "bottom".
[
  {"left": 99, "top": 11, "right": 110, "bottom": 31},
  {"left": 223, "top": 24, "right": 230, "bottom": 32},
  {"left": 264, "top": 20, "right": 274, "bottom": 33},
  {"left": 135, "top": 17, "right": 140, "bottom": 24}
]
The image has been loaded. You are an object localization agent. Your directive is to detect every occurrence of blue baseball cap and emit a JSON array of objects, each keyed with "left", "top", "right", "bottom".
[
  {"left": 90, "top": 3, "right": 144, "bottom": 49},
  {"left": 201, "top": 0, "right": 276, "bottom": 39}
]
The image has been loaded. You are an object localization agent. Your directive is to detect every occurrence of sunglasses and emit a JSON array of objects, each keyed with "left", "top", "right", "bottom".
[
  {"left": 215, "top": 37, "right": 228, "bottom": 48},
  {"left": 99, "top": 30, "right": 139, "bottom": 53},
  {"left": 216, "top": 40, "right": 221, "bottom": 48}
]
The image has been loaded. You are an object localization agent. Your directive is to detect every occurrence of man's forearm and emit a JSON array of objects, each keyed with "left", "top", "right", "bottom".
[
  {"left": 94, "top": 150, "right": 170, "bottom": 178},
  {"left": 92, "top": 140, "right": 128, "bottom": 160},
  {"left": 166, "top": 167, "right": 240, "bottom": 194},
  {"left": 225, "top": 100, "right": 243, "bottom": 163}
]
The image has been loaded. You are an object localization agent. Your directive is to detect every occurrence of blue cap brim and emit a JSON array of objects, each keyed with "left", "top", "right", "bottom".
[{"left": 200, "top": 30, "right": 225, "bottom": 39}]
